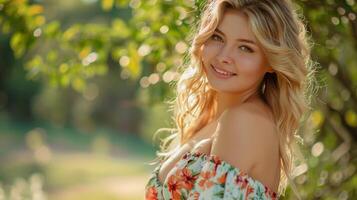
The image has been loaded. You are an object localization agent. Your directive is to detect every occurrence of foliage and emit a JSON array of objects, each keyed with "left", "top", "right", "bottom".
[{"left": 1, "top": 0, "right": 357, "bottom": 199}]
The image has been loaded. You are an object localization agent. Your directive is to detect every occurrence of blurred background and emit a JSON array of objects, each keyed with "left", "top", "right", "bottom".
[{"left": 0, "top": 0, "right": 356, "bottom": 199}]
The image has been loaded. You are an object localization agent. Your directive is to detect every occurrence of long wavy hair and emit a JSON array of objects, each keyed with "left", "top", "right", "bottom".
[{"left": 150, "top": 0, "right": 317, "bottom": 198}]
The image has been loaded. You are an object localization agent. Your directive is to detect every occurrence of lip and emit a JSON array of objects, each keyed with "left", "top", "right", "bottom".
[
  {"left": 210, "top": 64, "right": 237, "bottom": 79},
  {"left": 212, "top": 64, "right": 236, "bottom": 74}
]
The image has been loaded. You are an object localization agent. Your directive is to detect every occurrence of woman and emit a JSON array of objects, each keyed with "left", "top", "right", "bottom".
[{"left": 145, "top": 0, "right": 315, "bottom": 199}]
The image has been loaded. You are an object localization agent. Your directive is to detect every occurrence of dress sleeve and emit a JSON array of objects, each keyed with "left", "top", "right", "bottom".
[{"left": 187, "top": 153, "right": 278, "bottom": 200}]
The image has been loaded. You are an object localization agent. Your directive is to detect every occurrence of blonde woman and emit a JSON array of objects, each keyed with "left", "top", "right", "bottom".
[{"left": 145, "top": 0, "right": 315, "bottom": 199}]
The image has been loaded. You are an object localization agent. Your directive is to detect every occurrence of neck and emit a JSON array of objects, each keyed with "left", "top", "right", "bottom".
[{"left": 214, "top": 89, "right": 260, "bottom": 120}]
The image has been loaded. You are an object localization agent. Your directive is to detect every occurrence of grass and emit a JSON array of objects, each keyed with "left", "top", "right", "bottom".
[{"left": 0, "top": 118, "right": 158, "bottom": 200}]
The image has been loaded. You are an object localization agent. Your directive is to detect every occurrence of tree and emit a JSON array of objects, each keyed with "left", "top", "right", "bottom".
[{"left": 1, "top": 0, "right": 356, "bottom": 199}]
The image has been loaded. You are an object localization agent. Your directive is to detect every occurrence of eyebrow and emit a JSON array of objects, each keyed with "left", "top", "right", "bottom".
[{"left": 215, "top": 28, "right": 257, "bottom": 46}]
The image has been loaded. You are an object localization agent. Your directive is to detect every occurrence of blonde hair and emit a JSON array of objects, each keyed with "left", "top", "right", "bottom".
[{"left": 151, "top": 0, "right": 317, "bottom": 199}]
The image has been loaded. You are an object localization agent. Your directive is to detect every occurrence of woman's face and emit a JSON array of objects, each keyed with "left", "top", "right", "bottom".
[{"left": 201, "top": 8, "right": 272, "bottom": 94}]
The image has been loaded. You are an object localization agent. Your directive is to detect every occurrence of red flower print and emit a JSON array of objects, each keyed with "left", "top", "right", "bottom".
[
  {"left": 198, "top": 170, "right": 214, "bottom": 190},
  {"left": 234, "top": 174, "right": 244, "bottom": 185},
  {"left": 180, "top": 168, "right": 197, "bottom": 190},
  {"left": 272, "top": 191, "right": 277, "bottom": 199},
  {"left": 265, "top": 186, "right": 277, "bottom": 199},
  {"left": 217, "top": 173, "right": 227, "bottom": 184},
  {"left": 234, "top": 174, "right": 249, "bottom": 191},
  {"left": 183, "top": 153, "right": 189, "bottom": 159},
  {"left": 167, "top": 175, "right": 182, "bottom": 200},
  {"left": 211, "top": 155, "right": 222, "bottom": 175},
  {"left": 242, "top": 178, "right": 249, "bottom": 189},
  {"left": 244, "top": 184, "right": 254, "bottom": 200},
  {"left": 145, "top": 186, "right": 158, "bottom": 200},
  {"left": 189, "top": 191, "right": 200, "bottom": 200}
]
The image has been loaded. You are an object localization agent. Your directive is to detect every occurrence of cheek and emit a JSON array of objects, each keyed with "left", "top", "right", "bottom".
[
  {"left": 201, "top": 43, "right": 220, "bottom": 62},
  {"left": 235, "top": 55, "right": 266, "bottom": 76}
]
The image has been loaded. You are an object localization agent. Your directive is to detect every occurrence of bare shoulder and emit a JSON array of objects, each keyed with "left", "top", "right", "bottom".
[{"left": 210, "top": 101, "right": 280, "bottom": 189}]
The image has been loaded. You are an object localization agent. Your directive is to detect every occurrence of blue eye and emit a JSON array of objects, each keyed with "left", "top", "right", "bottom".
[
  {"left": 211, "top": 34, "right": 223, "bottom": 42},
  {"left": 239, "top": 45, "right": 254, "bottom": 53}
]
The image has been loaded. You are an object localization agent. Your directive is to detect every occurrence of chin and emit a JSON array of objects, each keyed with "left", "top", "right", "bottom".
[{"left": 206, "top": 79, "right": 239, "bottom": 94}]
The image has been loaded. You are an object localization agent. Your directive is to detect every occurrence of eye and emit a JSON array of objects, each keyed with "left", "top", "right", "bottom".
[
  {"left": 239, "top": 45, "right": 254, "bottom": 53},
  {"left": 211, "top": 34, "right": 223, "bottom": 42}
]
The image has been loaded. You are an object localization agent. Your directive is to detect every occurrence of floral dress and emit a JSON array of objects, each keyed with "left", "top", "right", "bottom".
[{"left": 145, "top": 151, "right": 278, "bottom": 200}]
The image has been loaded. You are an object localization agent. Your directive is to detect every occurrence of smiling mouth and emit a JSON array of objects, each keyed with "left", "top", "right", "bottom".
[{"left": 211, "top": 64, "right": 237, "bottom": 76}]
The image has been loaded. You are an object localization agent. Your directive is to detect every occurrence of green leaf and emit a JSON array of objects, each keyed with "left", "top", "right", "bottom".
[
  {"left": 127, "top": 42, "right": 142, "bottom": 80},
  {"left": 10, "top": 32, "right": 26, "bottom": 57},
  {"left": 44, "top": 21, "right": 60, "bottom": 37},
  {"left": 101, "top": 0, "right": 114, "bottom": 11},
  {"left": 63, "top": 25, "right": 81, "bottom": 41},
  {"left": 111, "top": 19, "right": 130, "bottom": 39}
]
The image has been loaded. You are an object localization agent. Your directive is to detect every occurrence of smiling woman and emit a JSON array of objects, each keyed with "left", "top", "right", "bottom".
[
  {"left": 201, "top": 9, "right": 273, "bottom": 95},
  {"left": 145, "top": 0, "right": 316, "bottom": 199}
]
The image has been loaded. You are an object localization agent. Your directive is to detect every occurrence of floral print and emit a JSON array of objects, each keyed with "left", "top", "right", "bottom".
[{"left": 145, "top": 151, "right": 278, "bottom": 200}]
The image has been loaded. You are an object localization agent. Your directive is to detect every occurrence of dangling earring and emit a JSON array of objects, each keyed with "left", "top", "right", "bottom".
[
  {"left": 262, "top": 70, "right": 271, "bottom": 94},
  {"left": 261, "top": 77, "right": 267, "bottom": 94}
]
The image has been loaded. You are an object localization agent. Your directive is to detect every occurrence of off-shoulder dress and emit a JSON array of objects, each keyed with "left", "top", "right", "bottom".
[{"left": 145, "top": 151, "right": 278, "bottom": 200}]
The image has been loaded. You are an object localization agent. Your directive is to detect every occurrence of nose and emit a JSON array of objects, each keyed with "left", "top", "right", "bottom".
[{"left": 217, "top": 45, "right": 234, "bottom": 65}]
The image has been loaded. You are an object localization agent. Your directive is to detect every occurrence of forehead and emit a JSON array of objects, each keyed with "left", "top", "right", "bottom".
[{"left": 217, "top": 9, "right": 257, "bottom": 42}]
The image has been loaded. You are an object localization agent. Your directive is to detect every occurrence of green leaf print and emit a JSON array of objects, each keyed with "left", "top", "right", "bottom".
[{"left": 215, "top": 190, "right": 225, "bottom": 198}]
